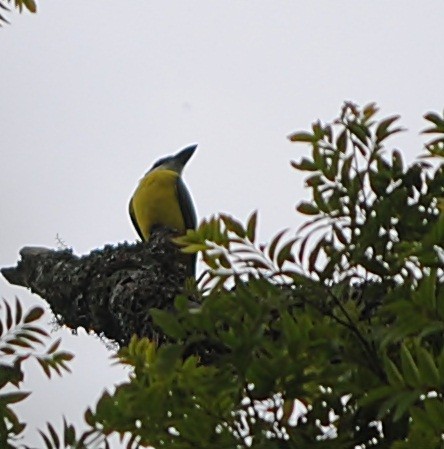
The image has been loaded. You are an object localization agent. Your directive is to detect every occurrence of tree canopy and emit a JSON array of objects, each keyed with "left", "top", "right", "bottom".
[{"left": 1, "top": 103, "right": 444, "bottom": 449}]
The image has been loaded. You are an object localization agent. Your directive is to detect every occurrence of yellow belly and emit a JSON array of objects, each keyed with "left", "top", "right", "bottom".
[{"left": 131, "top": 169, "right": 185, "bottom": 240}]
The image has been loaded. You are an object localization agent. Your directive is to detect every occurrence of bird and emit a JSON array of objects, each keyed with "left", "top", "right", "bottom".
[{"left": 129, "top": 144, "right": 198, "bottom": 276}]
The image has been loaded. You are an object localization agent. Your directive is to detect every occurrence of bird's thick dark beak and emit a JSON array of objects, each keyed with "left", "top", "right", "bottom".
[{"left": 175, "top": 144, "right": 197, "bottom": 166}]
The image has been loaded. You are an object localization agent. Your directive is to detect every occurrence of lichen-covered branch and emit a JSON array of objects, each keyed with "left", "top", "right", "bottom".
[{"left": 1, "top": 228, "right": 190, "bottom": 346}]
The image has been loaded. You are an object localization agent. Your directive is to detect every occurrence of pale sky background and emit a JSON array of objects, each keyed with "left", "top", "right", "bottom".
[{"left": 1, "top": 1, "right": 444, "bottom": 446}]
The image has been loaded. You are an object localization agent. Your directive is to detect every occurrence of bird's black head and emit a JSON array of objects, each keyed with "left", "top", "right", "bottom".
[
  {"left": 149, "top": 144, "right": 197, "bottom": 173},
  {"left": 150, "top": 156, "right": 172, "bottom": 170}
]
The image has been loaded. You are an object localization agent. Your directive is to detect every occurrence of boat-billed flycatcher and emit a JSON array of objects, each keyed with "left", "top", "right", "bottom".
[{"left": 129, "top": 144, "right": 198, "bottom": 276}]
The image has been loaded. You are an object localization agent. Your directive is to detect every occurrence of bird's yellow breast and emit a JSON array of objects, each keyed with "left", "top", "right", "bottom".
[{"left": 131, "top": 169, "right": 185, "bottom": 240}]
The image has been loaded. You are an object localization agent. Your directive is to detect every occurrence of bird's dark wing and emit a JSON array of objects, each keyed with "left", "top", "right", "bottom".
[
  {"left": 129, "top": 197, "right": 144, "bottom": 240},
  {"left": 176, "top": 177, "right": 197, "bottom": 277},
  {"left": 176, "top": 177, "right": 197, "bottom": 231}
]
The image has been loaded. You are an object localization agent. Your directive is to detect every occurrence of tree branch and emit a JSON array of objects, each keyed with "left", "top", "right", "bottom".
[{"left": 1, "top": 228, "right": 189, "bottom": 346}]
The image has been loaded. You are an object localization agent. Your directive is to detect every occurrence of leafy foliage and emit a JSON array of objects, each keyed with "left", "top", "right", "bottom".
[
  {"left": 35, "top": 419, "right": 113, "bottom": 449},
  {"left": 0, "top": 0, "right": 36, "bottom": 26},
  {"left": 0, "top": 298, "right": 73, "bottom": 448},
  {"left": 74, "top": 104, "right": 444, "bottom": 448},
  {"left": 7, "top": 104, "right": 444, "bottom": 448},
  {"left": 288, "top": 103, "right": 443, "bottom": 284},
  {"left": 178, "top": 105, "right": 443, "bottom": 447}
]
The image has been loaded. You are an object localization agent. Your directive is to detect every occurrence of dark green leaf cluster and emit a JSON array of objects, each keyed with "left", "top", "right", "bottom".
[
  {"left": 36, "top": 419, "right": 111, "bottom": 449},
  {"left": 88, "top": 278, "right": 355, "bottom": 448},
  {"left": 175, "top": 211, "right": 299, "bottom": 290},
  {"left": 86, "top": 336, "right": 240, "bottom": 448},
  {"left": 0, "top": 298, "right": 73, "bottom": 448},
  {"left": 289, "top": 102, "right": 444, "bottom": 282},
  {"left": 167, "top": 104, "right": 444, "bottom": 448}
]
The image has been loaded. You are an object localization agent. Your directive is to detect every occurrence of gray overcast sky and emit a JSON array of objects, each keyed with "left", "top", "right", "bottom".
[{"left": 1, "top": 1, "right": 444, "bottom": 446}]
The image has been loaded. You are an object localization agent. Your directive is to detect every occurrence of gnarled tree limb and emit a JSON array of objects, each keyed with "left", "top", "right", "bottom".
[{"left": 1, "top": 228, "right": 190, "bottom": 346}]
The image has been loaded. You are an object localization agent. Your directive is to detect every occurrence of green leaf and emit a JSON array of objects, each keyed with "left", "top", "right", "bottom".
[
  {"left": 154, "top": 344, "right": 183, "bottom": 378},
  {"left": 425, "top": 136, "right": 444, "bottom": 147},
  {"left": 14, "top": 298, "right": 22, "bottom": 325},
  {"left": 410, "top": 406, "right": 435, "bottom": 433},
  {"left": 336, "top": 129, "right": 347, "bottom": 153},
  {"left": 296, "top": 202, "right": 319, "bottom": 216},
  {"left": 202, "top": 251, "right": 218, "bottom": 270},
  {"left": 268, "top": 229, "right": 288, "bottom": 262},
  {"left": 308, "top": 237, "right": 326, "bottom": 273},
  {"left": 23, "top": 306, "right": 44, "bottom": 323},
  {"left": 423, "top": 398, "right": 444, "bottom": 431},
  {"left": 63, "top": 419, "right": 76, "bottom": 445},
  {"left": 47, "top": 423, "right": 60, "bottom": 449},
  {"left": 0, "top": 391, "right": 30, "bottom": 404},
  {"left": 47, "top": 339, "right": 61, "bottom": 355},
  {"left": 22, "top": 325, "right": 49, "bottom": 337},
  {"left": 5, "top": 300, "right": 12, "bottom": 330},
  {"left": 369, "top": 168, "right": 390, "bottom": 196},
  {"left": 39, "top": 429, "right": 54, "bottom": 449},
  {"left": 347, "top": 122, "right": 369, "bottom": 144},
  {"left": 220, "top": 214, "right": 246, "bottom": 238},
  {"left": 392, "top": 150, "right": 404, "bottom": 176},
  {"left": 363, "top": 102, "right": 379, "bottom": 122},
  {"left": 333, "top": 225, "right": 348, "bottom": 245},
  {"left": 312, "top": 120, "right": 326, "bottom": 140},
  {"left": 56, "top": 351, "right": 74, "bottom": 363},
  {"left": 419, "top": 321, "right": 444, "bottom": 339},
  {"left": 416, "top": 346, "right": 440, "bottom": 387},
  {"left": 359, "top": 257, "right": 389, "bottom": 276},
  {"left": 150, "top": 309, "right": 186, "bottom": 339},
  {"left": 276, "top": 238, "right": 297, "bottom": 268},
  {"left": 22, "top": 0, "right": 37, "bottom": 13},
  {"left": 7, "top": 338, "right": 32, "bottom": 349},
  {"left": 0, "top": 346, "right": 16, "bottom": 355},
  {"left": 358, "top": 385, "right": 393, "bottom": 406},
  {"left": 15, "top": 331, "right": 44, "bottom": 346},
  {"left": 246, "top": 210, "right": 258, "bottom": 243},
  {"left": 241, "top": 255, "right": 271, "bottom": 270},
  {"left": 424, "top": 112, "right": 444, "bottom": 130},
  {"left": 181, "top": 243, "right": 209, "bottom": 254},
  {"left": 291, "top": 158, "right": 318, "bottom": 171},
  {"left": 84, "top": 408, "right": 95, "bottom": 426},
  {"left": 340, "top": 155, "right": 353, "bottom": 188},
  {"left": 415, "top": 269, "right": 437, "bottom": 311},
  {"left": 305, "top": 174, "right": 324, "bottom": 187},
  {"left": 393, "top": 390, "right": 419, "bottom": 422},
  {"left": 384, "top": 355, "right": 405, "bottom": 387},
  {"left": 327, "top": 151, "right": 340, "bottom": 181},
  {"left": 375, "top": 115, "right": 401, "bottom": 142},
  {"left": 288, "top": 131, "right": 315, "bottom": 143},
  {"left": 400, "top": 344, "right": 421, "bottom": 388},
  {"left": 313, "top": 185, "right": 330, "bottom": 213}
]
